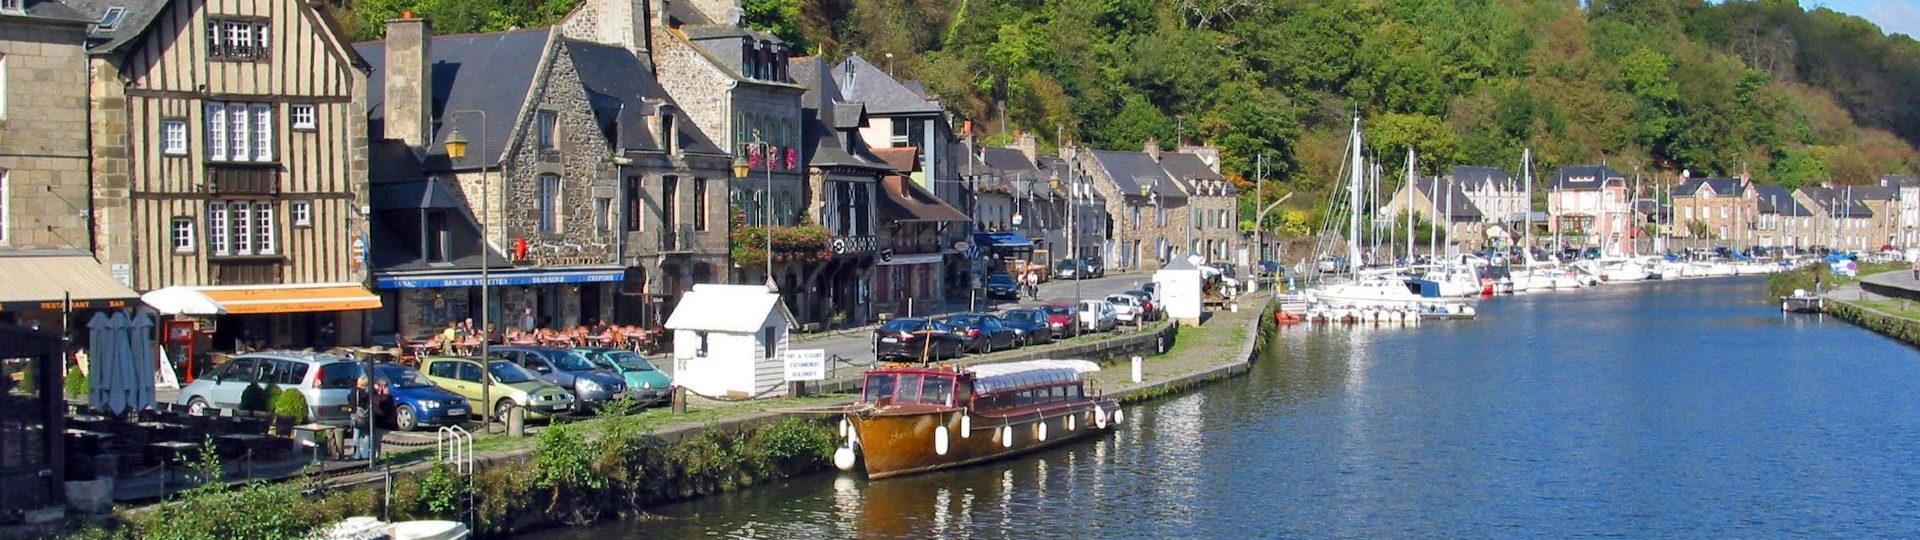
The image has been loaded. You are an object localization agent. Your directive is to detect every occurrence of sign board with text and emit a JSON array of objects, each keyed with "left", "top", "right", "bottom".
[{"left": 783, "top": 349, "right": 827, "bottom": 381}]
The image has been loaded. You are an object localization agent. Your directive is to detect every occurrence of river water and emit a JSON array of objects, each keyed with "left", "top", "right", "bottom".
[{"left": 528, "top": 277, "right": 1920, "bottom": 538}]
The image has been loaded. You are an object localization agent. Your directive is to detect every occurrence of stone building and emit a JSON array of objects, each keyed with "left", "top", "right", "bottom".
[
  {"left": 1754, "top": 184, "right": 1814, "bottom": 249},
  {"left": 1031, "top": 146, "right": 1108, "bottom": 264},
  {"left": 1670, "top": 174, "right": 1756, "bottom": 246},
  {"left": 82, "top": 0, "right": 377, "bottom": 349},
  {"left": 1161, "top": 145, "right": 1239, "bottom": 264},
  {"left": 1794, "top": 186, "right": 1878, "bottom": 252},
  {"left": 789, "top": 54, "right": 886, "bottom": 328},
  {"left": 1380, "top": 177, "right": 1488, "bottom": 254},
  {"left": 0, "top": 1, "right": 137, "bottom": 333},
  {"left": 1080, "top": 143, "right": 1190, "bottom": 271},
  {"left": 1875, "top": 174, "right": 1919, "bottom": 248},
  {"left": 1548, "top": 165, "right": 1633, "bottom": 255}
]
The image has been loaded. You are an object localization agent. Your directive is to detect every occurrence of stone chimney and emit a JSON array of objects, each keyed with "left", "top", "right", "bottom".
[
  {"left": 1010, "top": 132, "right": 1037, "bottom": 164},
  {"left": 686, "top": 0, "right": 740, "bottom": 26},
  {"left": 1143, "top": 137, "right": 1160, "bottom": 162},
  {"left": 1179, "top": 144, "right": 1222, "bottom": 174},
  {"left": 559, "top": 0, "right": 652, "bottom": 62},
  {"left": 384, "top": 15, "right": 433, "bottom": 158}
]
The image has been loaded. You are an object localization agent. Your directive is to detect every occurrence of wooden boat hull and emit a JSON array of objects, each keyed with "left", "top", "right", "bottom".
[
  {"left": 847, "top": 399, "right": 1119, "bottom": 480},
  {"left": 1781, "top": 296, "right": 1824, "bottom": 313}
]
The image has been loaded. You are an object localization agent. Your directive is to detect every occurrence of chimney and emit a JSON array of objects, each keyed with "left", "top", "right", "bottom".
[
  {"left": 562, "top": 0, "right": 652, "bottom": 62},
  {"left": 385, "top": 15, "right": 433, "bottom": 158},
  {"left": 842, "top": 57, "right": 856, "bottom": 95},
  {"left": 1010, "top": 132, "right": 1038, "bottom": 164},
  {"left": 1180, "top": 144, "right": 1222, "bottom": 174},
  {"left": 1143, "top": 137, "right": 1161, "bottom": 162}
]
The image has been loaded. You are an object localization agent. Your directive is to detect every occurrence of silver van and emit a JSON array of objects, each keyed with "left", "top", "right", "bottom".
[{"left": 175, "top": 351, "right": 365, "bottom": 424}]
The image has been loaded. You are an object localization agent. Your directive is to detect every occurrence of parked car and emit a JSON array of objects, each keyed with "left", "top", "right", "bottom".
[
  {"left": 997, "top": 308, "right": 1056, "bottom": 346},
  {"left": 1078, "top": 300, "right": 1119, "bottom": 333},
  {"left": 1105, "top": 294, "right": 1146, "bottom": 323},
  {"left": 1040, "top": 302, "right": 1081, "bottom": 338},
  {"left": 936, "top": 313, "right": 1023, "bottom": 353},
  {"left": 1082, "top": 256, "right": 1107, "bottom": 278},
  {"left": 175, "top": 351, "right": 365, "bottom": 424},
  {"left": 873, "top": 318, "right": 967, "bottom": 361},
  {"left": 491, "top": 347, "right": 626, "bottom": 412},
  {"left": 1119, "top": 289, "right": 1161, "bottom": 320},
  {"left": 985, "top": 272, "right": 1021, "bottom": 299},
  {"left": 369, "top": 363, "right": 469, "bottom": 431},
  {"left": 420, "top": 356, "right": 575, "bottom": 421},
  {"left": 574, "top": 348, "right": 673, "bottom": 406},
  {"left": 1055, "top": 259, "right": 1086, "bottom": 280}
]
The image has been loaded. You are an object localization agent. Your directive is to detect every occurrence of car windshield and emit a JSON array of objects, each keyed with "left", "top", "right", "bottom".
[
  {"left": 944, "top": 315, "right": 983, "bottom": 326},
  {"left": 1043, "top": 305, "right": 1072, "bottom": 316},
  {"left": 1004, "top": 310, "right": 1044, "bottom": 323},
  {"left": 601, "top": 351, "right": 656, "bottom": 371},
  {"left": 544, "top": 350, "right": 598, "bottom": 372},
  {"left": 488, "top": 361, "right": 537, "bottom": 384},
  {"left": 881, "top": 319, "right": 939, "bottom": 333},
  {"left": 375, "top": 365, "right": 434, "bottom": 388},
  {"left": 987, "top": 274, "right": 1015, "bottom": 286}
]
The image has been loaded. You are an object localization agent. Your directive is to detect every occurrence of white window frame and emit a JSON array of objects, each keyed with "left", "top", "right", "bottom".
[
  {"left": 229, "top": 102, "right": 250, "bottom": 160},
  {"left": 290, "top": 104, "right": 316, "bottom": 130},
  {"left": 538, "top": 175, "right": 562, "bottom": 235},
  {"left": 206, "top": 103, "right": 227, "bottom": 161},
  {"left": 252, "top": 104, "right": 273, "bottom": 161},
  {"left": 207, "top": 202, "right": 229, "bottom": 255},
  {"left": 0, "top": 55, "right": 7, "bottom": 120},
  {"left": 0, "top": 0, "right": 21, "bottom": 14},
  {"left": 171, "top": 217, "right": 195, "bottom": 252},
  {"left": 161, "top": 119, "right": 188, "bottom": 155},
  {"left": 231, "top": 202, "right": 252, "bottom": 255},
  {"left": 291, "top": 200, "right": 312, "bottom": 227},
  {"left": 225, "top": 21, "right": 251, "bottom": 58},
  {"left": 255, "top": 201, "right": 276, "bottom": 254},
  {"left": 0, "top": 171, "right": 8, "bottom": 245}
]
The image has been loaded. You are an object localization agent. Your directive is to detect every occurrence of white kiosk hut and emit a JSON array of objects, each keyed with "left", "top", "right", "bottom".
[
  {"left": 1154, "top": 257, "right": 1205, "bottom": 325},
  {"left": 665, "top": 284, "right": 795, "bottom": 399}
]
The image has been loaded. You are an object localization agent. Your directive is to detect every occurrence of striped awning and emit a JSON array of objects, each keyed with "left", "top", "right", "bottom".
[{"left": 194, "top": 283, "right": 382, "bottom": 314}]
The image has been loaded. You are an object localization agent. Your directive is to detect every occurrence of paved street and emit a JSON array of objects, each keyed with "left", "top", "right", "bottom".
[{"left": 783, "top": 271, "right": 1161, "bottom": 368}]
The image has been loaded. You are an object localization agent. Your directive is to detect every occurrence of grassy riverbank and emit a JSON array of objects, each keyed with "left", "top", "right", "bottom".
[{"left": 1767, "top": 261, "right": 1905, "bottom": 298}]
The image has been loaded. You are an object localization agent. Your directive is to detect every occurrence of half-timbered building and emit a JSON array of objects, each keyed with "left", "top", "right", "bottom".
[{"left": 77, "top": 0, "right": 377, "bottom": 349}]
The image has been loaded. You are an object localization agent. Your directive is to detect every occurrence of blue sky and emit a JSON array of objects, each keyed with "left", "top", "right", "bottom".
[{"left": 1804, "top": 1, "right": 1920, "bottom": 37}]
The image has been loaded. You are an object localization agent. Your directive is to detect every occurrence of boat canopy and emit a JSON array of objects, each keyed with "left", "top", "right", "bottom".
[
  {"left": 968, "top": 359, "right": 1100, "bottom": 395},
  {"left": 1405, "top": 278, "right": 1445, "bottom": 299}
]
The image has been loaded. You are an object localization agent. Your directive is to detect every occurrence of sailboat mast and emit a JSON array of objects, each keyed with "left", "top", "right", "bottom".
[
  {"left": 1406, "top": 149, "right": 1416, "bottom": 265},
  {"left": 1429, "top": 166, "right": 1439, "bottom": 257},
  {"left": 1347, "top": 117, "right": 1365, "bottom": 272},
  {"left": 1523, "top": 148, "right": 1533, "bottom": 257}
]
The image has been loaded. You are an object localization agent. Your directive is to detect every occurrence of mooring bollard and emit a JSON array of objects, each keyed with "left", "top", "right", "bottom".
[
  {"left": 1131, "top": 355, "right": 1143, "bottom": 383},
  {"left": 507, "top": 406, "right": 525, "bottom": 438},
  {"left": 672, "top": 386, "right": 687, "bottom": 414}
]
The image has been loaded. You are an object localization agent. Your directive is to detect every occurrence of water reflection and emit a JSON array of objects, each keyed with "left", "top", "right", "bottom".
[{"left": 530, "top": 278, "right": 1920, "bottom": 539}]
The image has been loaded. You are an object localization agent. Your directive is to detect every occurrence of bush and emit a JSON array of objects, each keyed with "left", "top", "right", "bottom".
[
  {"left": 271, "top": 388, "right": 309, "bottom": 423},
  {"left": 125, "top": 440, "right": 347, "bottom": 540},
  {"left": 64, "top": 366, "right": 87, "bottom": 398},
  {"left": 238, "top": 383, "right": 270, "bottom": 413}
]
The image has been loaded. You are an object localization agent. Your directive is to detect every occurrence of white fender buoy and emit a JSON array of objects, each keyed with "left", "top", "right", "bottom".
[
  {"left": 1036, "top": 421, "right": 1049, "bottom": 442},
  {"left": 1002, "top": 425, "right": 1015, "bottom": 448},
  {"left": 1113, "top": 408, "right": 1125, "bottom": 425},
  {"left": 1095, "top": 409, "right": 1109, "bottom": 430},
  {"left": 960, "top": 414, "right": 971, "bottom": 438},
  {"left": 1067, "top": 414, "right": 1077, "bottom": 432},
  {"left": 934, "top": 425, "right": 950, "bottom": 456},
  {"left": 839, "top": 417, "right": 850, "bottom": 438},
  {"left": 834, "top": 445, "right": 857, "bottom": 471}
]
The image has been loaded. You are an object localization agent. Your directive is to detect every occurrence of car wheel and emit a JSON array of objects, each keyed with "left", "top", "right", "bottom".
[
  {"left": 394, "top": 404, "right": 419, "bottom": 432},
  {"left": 982, "top": 338, "right": 994, "bottom": 354},
  {"left": 494, "top": 399, "right": 516, "bottom": 424},
  {"left": 186, "top": 397, "right": 210, "bottom": 416}
]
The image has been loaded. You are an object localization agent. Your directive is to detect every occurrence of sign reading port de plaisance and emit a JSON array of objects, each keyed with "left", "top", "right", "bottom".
[{"left": 784, "top": 349, "right": 827, "bottom": 381}]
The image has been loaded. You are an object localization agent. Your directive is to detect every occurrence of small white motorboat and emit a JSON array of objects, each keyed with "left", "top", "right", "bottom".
[{"left": 1781, "top": 289, "right": 1824, "bottom": 313}]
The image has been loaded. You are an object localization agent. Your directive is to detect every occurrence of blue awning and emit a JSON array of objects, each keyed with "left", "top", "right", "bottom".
[
  {"left": 972, "top": 232, "right": 1034, "bottom": 251},
  {"left": 374, "top": 268, "right": 625, "bottom": 289}
]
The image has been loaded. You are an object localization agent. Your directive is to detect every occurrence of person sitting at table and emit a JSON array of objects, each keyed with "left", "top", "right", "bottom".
[
  {"left": 438, "top": 321, "right": 459, "bottom": 355},
  {"left": 590, "top": 320, "right": 610, "bottom": 336},
  {"left": 485, "top": 323, "right": 502, "bottom": 345}
]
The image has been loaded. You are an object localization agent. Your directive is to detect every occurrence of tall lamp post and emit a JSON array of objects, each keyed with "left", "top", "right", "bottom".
[
  {"left": 441, "top": 111, "right": 493, "bottom": 431},
  {"left": 733, "top": 131, "right": 774, "bottom": 290}
]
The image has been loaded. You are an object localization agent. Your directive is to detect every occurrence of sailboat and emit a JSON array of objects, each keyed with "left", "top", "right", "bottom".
[{"left": 1307, "top": 118, "right": 1466, "bottom": 312}]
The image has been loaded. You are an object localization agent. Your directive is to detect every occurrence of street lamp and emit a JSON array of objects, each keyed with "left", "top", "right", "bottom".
[
  {"left": 733, "top": 131, "right": 774, "bottom": 291},
  {"left": 442, "top": 110, "right": 493, "bottom": 432}
]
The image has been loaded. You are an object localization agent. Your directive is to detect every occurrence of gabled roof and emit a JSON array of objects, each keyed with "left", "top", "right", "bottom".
[
  {"left": 871, "top": 146, "right": 919, "bottom": 173},
  {"left": 1552, "top": 165, "right": 1624, "bottom": 191},
  {"left": 832, "top": 54, "right": 942, "bottom": 115},
  {"left": 666, "top": 284, "right": 794, "bottom": 333},
  {"left": 1087, "top": 150, "right": 1184, "bottom": 199},
  {"left": 359, "top": 27, "right": 552, "bottom": 171},
  {"left": 1852, "top": 184, "right": 1897, "bottom": 201},
  {"left": 366, "top": 140, "right": 510, "bottom": 272},
  {"left": 2, "top": 0, "right": 90, "bottom": 24},
  {"left": 1876, "top": 174, "right": 1919, "bottom": 189},
  {"left": 1798, "top": 187, "right": 1875, "bottom": 217},
  {"left": 1414, "top": 178, "right": 1483, "bottom": 220},
  {"left": 1452, "top": 166, "right": 1518, "bottom": 191},
  {"left": 564, "top": 39, "right": 724, "bottom": 156},
  {"left": 876, "top": 175, "right": 968, "bottom": 223},
  {"left": 791, "top": 55, "right": 891, "bottom": 172},
  {"left": 68, "top": 0, "right": 366, "bottom": 67},
  {"left": 981, "top": 147, "right": 1039, "bottom": 176},
  {"left": 1160, "top": 152, "right": 1236, "bottom": 195},
  {"left": 1754, "top": 185, "right": 1812, "bottom": 217},
  {"left": 1672, "top": 177, "right": 1747, "bottom": 198}
]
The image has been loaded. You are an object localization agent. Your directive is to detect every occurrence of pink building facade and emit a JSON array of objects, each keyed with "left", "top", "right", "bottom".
[{"left": 1547, "top": 165, "right": 1635, "bottom": 255}]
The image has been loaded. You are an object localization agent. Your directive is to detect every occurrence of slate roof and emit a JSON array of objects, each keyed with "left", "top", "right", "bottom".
[
  {"left": 359, "top": 28, "right": 551, "bottom": 171},
  {"left": 4, "top": 0, "right": 90, "bottom": 23},
  {"left": 1877, "top": 174, "right": 1920, "bottom": 189},
  {"left": 1160, "top": 152, "right": 1236, "bottom": 195},
  {"left": 1413, "top": 179, "right": 1484, "bottom": 220},
  {"left": 791, "top": 55, "right": 891, "bottom": 172},
  {"left": 59, "top": 0, "right": 169, "bottom": 52},
  {"left": 877, "top": 175, "right": 968, "bottom": 222},
  {"left": 1087, "top": 150, "right": 1184, "bottom": 199},
  {"left": 1851, "top": 184, "right": 1897, "bottom": 201},
  {"left": 366, "top": 141, "right": 510, "bottom": 272},
  {"left": 832, "top": 54, "right": 942, "bottom": 115},
  {"left": 1452, "top": 166, "right": 1518, "bottom": 191},
  {"left": 681, "top": 24, "right": 780, "bottom": 43},
  {"left": 1754, "top": 185, "right": 1812, "bottom": 217},
  {"left": 871, "top": 146, "right": 919, "bottom": 173},
  {"left": 1799, "top": 187, "right": 1875, "bottom": 217},
  {"left": 1551, "top": 165, "right": 1625, "bottom": 191},
  {"left": 981, "top": 147, "right": 1039, "bottom": 176},
  {"left": 1672, "top": 177, "right": 1748, "bottom": 197},
  {"left": 564, "top": 39, "right": 723, "bottom": 156},
  {"left": 663, "top": 0, "right": 711, "bottom": 26}
]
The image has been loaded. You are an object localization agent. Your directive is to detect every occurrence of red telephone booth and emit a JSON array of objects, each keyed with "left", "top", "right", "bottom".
[{"left": 164, "top": 319, "right": 198, "bottom": 383}]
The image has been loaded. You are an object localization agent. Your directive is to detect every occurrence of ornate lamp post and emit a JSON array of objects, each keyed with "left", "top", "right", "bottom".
[
  {"left": 733, "top": 131, "right": 774, "bottom": 291},
  {"left": 442, "top": 114, "right": 492, "bottom": 431}
]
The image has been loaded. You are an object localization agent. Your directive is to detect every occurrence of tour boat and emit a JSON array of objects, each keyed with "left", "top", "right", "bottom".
[
  {"left": 1781, "top": 289, "right": 1824, "bottom": 313},
  {"left": 837, "top": 359, "right": 1121, "bottom": 480}
]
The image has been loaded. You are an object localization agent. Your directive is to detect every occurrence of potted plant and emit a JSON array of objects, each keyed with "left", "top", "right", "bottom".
[
  {"left": 270, "top": 389, "right": 309, "bottom": 436},
  {"left": 239, "top": 382, "right": 270, "bottom": 415},
  {"left": 63, "top": 366, "right": 86, "bottom": 400}
]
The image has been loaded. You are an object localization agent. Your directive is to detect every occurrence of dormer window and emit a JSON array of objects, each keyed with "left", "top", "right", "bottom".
[
  {"left": 661, "top": 112, "right": 677, "bottom": 154},
  {"left": 96, "top": 7, "right": 127, "bottom": 31},
  {"left": 208, "top": 19, "right": 271, "bottom": 61},
  {"left": 0, "top": 0, "right": 21, "bottom": 14}
]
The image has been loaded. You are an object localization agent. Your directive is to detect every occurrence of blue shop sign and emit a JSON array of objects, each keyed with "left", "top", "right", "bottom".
[{"left": 375, "top": 269, "right": 624, "bottom": 289}]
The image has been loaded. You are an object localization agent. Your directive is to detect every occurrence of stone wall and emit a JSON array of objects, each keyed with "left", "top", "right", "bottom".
[
  {"left": 0, "top": 20, "right": 92, "bottom": 251},
  {"left": 88, "top": 57, "right": 133, "bottom": 276}
]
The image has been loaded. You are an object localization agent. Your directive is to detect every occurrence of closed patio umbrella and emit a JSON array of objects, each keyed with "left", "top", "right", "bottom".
[
  {"left": 85, "top": 312, "right": 112, "bottom": 412},
  {"left": 127, "top": 312, "right": 156, "bottom": 412}
]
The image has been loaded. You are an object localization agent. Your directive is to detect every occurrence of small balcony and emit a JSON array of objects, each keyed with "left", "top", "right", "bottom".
[
  {"left": 210, "top": 258, "right": 284, "bottom": 285},
  {"left": 206, "top": 163, "right": 280, "bottom": 195}
]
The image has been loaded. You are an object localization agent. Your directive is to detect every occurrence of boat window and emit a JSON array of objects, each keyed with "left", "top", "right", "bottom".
[
  {"left": 897, "top": 374, "right": 924, "bottom": 404},
  {"left": 1015, "top": 390, "right": 1034, "bottom": 407},
  {"left": 956, "top": 380, "right": 974, "bottom": 407},
  {"left": 921, "top": 376, "right": 953, "bottom": 406},
  {"left": 1068, "top": 385, "right": 1083, "bottom": 399},
  {"left": 864, "top": 374, "right": 898, "bottom": 404}
]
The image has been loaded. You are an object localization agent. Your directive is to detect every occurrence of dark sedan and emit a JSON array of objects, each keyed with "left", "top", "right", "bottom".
[
  {"left": 873, "top": 318, "right": 967, "bottom": 362},
  {"left": 937, "top": 313, "right": 1022, "bottom": 353},
  {"left": 998, "top": 308, "right": 1055, "bottom": 346},
  {"left": 985, "top": 273, "right": 1020, "bottom": 300}
]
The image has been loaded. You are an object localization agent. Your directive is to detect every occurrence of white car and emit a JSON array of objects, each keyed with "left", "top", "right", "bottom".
[
  {"left": 175, "top": 352, "right": 366, "bottom": 424},
  {"left": 1077, "top": 300, "right": 1119, "bottom": 333},
  {"left": 1104, "top": 294, "right": 1145, "bottom": 323}
]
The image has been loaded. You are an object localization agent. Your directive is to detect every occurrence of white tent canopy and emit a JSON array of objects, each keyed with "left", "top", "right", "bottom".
[{"left": 141, "top": 286, "right": 224, "bottom": 315}]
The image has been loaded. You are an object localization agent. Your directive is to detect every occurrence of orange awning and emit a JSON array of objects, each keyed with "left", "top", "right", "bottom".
[{"left": 198, "top": 283, "right": 382, "bottom": 314}]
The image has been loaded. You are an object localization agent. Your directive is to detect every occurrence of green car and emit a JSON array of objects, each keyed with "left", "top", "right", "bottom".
[
  {"left": 574, "top": 348, "right": 674, "bottom": 405},
  {"left": 420, "top": 356, "right": 576, "bottom": 420}
]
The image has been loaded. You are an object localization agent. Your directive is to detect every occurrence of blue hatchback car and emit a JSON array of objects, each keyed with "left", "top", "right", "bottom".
[{"left": 371, "top": 363, "right": 470, "bottom": 431}]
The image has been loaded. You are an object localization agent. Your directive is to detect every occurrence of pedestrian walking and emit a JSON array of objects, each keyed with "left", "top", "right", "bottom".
[{"left": 1910, "top": 256, "right": 1918, "bottom": 280}]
